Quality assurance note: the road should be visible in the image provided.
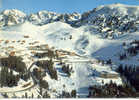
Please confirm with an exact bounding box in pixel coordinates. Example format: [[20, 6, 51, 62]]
[[0, 56, 100, 94]]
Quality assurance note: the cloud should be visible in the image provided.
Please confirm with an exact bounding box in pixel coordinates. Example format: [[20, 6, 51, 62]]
[[0, 0, 2, 8]]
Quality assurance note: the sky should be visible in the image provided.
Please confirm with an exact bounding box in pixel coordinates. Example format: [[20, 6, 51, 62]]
[[1, 0, 139, 14]]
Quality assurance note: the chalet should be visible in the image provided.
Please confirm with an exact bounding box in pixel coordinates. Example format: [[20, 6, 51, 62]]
[[22, 40, 26, 43], [55, 50, 68, 57], [8, 46, 14, 48], [5, 40, 9, 44], [22, 82, 31, 88], [34, 41, 40, 44], [69, 52, 77, 56], [40, 44, 49, 50], [20, 43, 24, 45], [0, 39, 4, 41], [99, 71, 119, 79], [37, 67, 44, 72], [24, 35, 30, 38], [29, 43, 34, 45], [31, 51, 36, 54], [12, 40, 15, 43], [0, 40, 2, 43], [9, 51, 16, 56], [45, 44, 49, 49], [28, 46, 35, 50], [28, 44, 50, 50], [17, 40, 21, 43]]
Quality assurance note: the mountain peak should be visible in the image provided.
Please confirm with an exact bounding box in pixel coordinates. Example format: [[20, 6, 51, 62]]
[[1, 4, 139, 28], [94, 3, 139, 16], [0, 9, 26, 26], [1, 9, 26, 16]]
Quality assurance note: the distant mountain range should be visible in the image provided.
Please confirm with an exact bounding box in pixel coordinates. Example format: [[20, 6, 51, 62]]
[[1, 4, 139, 38]]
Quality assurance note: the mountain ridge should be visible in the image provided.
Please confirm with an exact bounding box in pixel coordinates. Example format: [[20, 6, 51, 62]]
[[1, 4, 139, 27], [1, 3, 139, 39]]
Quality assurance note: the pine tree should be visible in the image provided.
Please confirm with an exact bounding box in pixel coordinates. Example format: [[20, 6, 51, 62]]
[[102, 80, 104, 85], [39, 87, 43, 96], [25, 92, 28, 98], [22, 95, 24, 98], [37, 95, 41, 98], [43, 91, 50, 98], [118, 64, 123, 74], [31, 93, 34, 98], [71, 90, 76, 98]]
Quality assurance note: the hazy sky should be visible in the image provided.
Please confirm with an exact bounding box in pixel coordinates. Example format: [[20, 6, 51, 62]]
[[1, 0, 139, 14], [0, 0, 2, 8]]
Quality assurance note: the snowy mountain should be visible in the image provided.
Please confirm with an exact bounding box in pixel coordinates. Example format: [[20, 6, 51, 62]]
[[28, 11, 81, 26], [0, 9, 26, 26], [28, 11, 60, 25], [0, 4, 139, 98], [0, 9, 81, 28], [1, 4, 139, 39], [75, 3, 139, 38]]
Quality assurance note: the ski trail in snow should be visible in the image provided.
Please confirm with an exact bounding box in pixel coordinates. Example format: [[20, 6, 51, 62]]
[[74, 63, 98, 97]]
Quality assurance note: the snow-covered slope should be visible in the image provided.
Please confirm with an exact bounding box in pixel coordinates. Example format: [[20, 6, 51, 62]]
[[1, 15, 139, 65], [0, 3, 139, 98], [1, 22, 46, 43]]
